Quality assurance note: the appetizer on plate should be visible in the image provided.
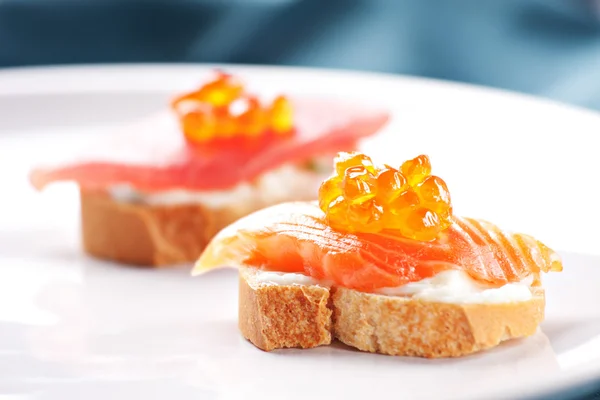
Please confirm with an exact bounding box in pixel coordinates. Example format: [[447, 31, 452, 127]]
[[193, 151, 563, 358], [30, 71, 389, 267]]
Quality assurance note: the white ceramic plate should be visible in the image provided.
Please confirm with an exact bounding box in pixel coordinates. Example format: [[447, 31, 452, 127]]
[[1, 64, 599, 400]]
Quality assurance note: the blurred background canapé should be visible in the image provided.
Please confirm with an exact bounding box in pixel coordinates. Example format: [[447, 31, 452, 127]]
[[2, 0, 600, 110]]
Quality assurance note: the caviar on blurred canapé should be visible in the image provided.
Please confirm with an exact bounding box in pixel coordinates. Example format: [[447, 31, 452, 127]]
[[171, 71, 294, 143], [318, 152, 453, 241]]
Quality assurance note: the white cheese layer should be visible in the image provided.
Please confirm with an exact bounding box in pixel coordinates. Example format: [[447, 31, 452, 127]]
[[376, 270, 534, 304], [108, 160, 330, 208], [253, 271, 326, 287], [254, 269, 534, 304]]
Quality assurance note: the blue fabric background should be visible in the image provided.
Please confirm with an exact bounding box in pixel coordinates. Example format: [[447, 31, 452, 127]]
[[2, 0, 600, 110]]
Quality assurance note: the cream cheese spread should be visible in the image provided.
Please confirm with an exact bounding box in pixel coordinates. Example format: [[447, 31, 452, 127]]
[[253, 269, 534, 304], [108, 161, 329, 207]]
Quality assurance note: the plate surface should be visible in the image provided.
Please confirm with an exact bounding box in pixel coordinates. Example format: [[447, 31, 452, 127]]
[[1, 64, 600, 400]]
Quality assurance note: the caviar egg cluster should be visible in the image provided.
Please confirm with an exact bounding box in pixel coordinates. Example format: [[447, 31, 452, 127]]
[[318, 152, 453, 241], [171, 71, 294, 143]]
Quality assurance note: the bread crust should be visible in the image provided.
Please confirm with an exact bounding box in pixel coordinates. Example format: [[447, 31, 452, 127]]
[[238, 267, 545, 358], [333, 286, 544, 358], [80, 189, 255, 266], [239, 268, 332, 351]]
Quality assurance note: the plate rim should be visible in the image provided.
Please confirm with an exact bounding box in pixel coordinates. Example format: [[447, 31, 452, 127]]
[[1, 63, 600, 400], [0, 62, 599, 121]]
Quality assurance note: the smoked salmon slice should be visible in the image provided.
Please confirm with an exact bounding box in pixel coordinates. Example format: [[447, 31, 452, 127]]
[[193, 202, 563, 292], [30, 99, 389, 192]]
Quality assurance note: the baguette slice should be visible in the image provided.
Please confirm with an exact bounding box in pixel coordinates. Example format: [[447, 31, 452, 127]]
[[80, 190, 266, 267], [239, 268, 333, 351], [239, 267, 545, 358]]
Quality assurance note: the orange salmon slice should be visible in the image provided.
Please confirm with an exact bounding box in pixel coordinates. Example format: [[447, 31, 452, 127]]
[[194, 202, 562, 292]]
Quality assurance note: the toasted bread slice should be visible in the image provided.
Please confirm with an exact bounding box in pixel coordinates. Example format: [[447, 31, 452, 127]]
[[80, 190, 262, 266], [239, 267, 545, 358], [239, 268, 332, 351], [78, 159, 330, 267]]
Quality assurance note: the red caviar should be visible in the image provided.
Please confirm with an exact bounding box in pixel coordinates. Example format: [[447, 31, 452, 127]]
[[318, 152, 453, 241], [171, 71, 294, 143]]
